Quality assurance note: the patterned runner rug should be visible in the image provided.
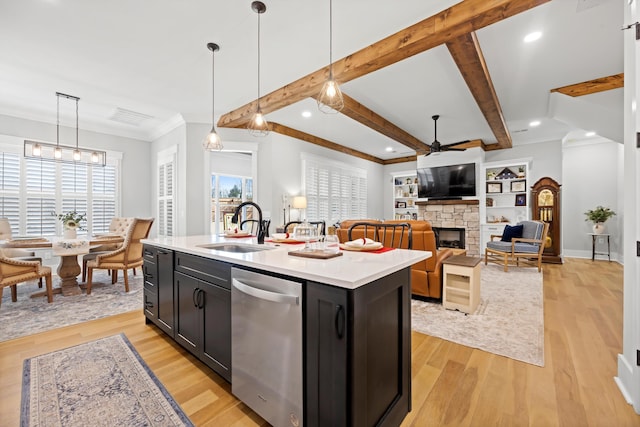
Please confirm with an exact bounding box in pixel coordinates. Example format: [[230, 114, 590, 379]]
[[411, 263, 544, 366], [21, 334, 193, 427], [0, 270, 142, 342]]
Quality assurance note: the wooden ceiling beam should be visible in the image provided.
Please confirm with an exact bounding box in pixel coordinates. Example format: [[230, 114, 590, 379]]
[[446, 32, 512, 149], [321, 92, 431, 154], [269, 122, 385, 164], [550, 73, 624, 97], [218, 0, 551, 129]]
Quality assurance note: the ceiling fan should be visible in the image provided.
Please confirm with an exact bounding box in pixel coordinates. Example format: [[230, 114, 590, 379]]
[[425, 114, 469, 156]]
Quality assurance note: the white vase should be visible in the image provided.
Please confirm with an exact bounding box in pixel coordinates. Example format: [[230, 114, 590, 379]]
[[63, 228, 77, 239], [593, 223, 605, 235]]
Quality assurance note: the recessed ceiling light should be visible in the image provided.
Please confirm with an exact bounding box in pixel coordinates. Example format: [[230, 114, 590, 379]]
[[385, 147, 394, 152], [585, 131, 596, 137], [529, 120, 541, 127], [301, 110, 312, 118], [524, 31, 542, 43]]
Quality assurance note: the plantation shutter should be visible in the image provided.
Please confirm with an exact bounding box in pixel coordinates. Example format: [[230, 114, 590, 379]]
[[157, 147, 176, 237], [92, 164, 117, 234], [303, 154, 367, 225], [0, 152, 20, 233]]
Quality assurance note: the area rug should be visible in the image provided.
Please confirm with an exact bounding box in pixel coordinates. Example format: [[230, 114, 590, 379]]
[[411, 263, 544, 366], [21, 333, 193, 427], [0, 270, 142, 342]]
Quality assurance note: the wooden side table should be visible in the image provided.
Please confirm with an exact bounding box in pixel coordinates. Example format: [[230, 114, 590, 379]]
[[442, 255, 482, 314]]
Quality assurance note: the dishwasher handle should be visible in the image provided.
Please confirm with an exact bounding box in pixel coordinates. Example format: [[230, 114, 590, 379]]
[[232, 278, 299, 305]]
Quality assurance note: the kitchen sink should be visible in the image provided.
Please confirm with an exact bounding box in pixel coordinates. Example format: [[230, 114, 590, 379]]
[[197, 243, 275, 253]]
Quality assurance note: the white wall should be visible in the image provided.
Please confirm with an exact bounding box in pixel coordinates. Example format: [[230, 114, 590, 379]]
[[562, 140, 622, 260], [0, 113, 152, 219]]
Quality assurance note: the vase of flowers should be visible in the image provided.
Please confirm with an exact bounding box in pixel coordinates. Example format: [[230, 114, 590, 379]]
[[584, 206, 615, 234], [53, 211, 86, 239]]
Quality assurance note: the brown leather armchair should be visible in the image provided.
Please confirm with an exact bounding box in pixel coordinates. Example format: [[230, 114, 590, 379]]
[[337, 219, 453, 299]]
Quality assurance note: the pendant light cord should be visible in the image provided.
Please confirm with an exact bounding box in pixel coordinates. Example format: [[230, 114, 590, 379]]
[[257, 11, 261, 110], [75, 97, 79, 149], [329, 0, 333, 79], [211, 49, 216, 128], [56, 94, 60, 147]]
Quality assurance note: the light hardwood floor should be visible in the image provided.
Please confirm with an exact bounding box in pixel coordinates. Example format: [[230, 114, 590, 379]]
[[0, 258, 638, 426]]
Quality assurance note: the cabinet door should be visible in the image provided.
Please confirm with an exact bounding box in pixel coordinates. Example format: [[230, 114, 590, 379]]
[[174, 271, 201, 352], [306, 282, 348, 427], [201, 280, 231, 382], [156, 248, 175, 334]]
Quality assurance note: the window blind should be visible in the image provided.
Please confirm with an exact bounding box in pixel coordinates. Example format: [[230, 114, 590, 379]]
[[303, 155, 367, 224]]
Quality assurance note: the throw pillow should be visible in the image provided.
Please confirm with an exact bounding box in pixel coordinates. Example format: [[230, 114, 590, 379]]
[[501, 224, 524, 242]]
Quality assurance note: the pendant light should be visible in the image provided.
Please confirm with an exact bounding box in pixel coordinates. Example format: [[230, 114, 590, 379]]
[[23, 91, 106, 166], [248, 1, 269, 136], [203, 42, 224, 151], [317, 0, 344, 113]]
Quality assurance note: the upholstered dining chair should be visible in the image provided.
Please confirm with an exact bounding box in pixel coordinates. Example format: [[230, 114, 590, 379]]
[[0, 217, 45, 288], [82, 217, 136, 282], [0, 250, 53, 307], [346, 221, 413, 249], [485, 220, 549, 272], [85, 218, 154, 294], [284, 220, 326, 236]]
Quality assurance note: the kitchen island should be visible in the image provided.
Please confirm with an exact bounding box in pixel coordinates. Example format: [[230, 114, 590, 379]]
[[142, 234, 430, 427]]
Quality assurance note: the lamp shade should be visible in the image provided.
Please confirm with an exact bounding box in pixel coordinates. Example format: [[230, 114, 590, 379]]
[[292, 196, 307, 209]]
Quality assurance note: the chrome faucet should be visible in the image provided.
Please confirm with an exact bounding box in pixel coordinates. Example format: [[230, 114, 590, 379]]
[[231, 201, 265, 244]]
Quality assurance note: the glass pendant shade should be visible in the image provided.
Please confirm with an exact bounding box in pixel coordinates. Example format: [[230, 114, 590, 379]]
[[54, 146, 62, 159], [248, 108, 269, 136], [317, 75, 344, 113], [91, 151, 99, 163], [73, 148, 81, 161], [203, 126, 224, 151], [32, 143, 42, 156]]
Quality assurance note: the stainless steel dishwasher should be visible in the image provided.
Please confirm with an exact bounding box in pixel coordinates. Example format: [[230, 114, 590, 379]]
[[231, 267, 303, 427]]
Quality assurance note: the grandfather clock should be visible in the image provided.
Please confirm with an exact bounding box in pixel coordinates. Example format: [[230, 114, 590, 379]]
[[531, 177, 562, 264]]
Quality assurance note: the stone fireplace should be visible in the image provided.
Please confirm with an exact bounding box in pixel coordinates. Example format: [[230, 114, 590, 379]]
[[416, 200, 480, 256]]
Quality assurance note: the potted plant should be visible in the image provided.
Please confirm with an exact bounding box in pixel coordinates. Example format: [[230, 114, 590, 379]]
[[584, 206, 615, 234], [52, 211, 86, 239]]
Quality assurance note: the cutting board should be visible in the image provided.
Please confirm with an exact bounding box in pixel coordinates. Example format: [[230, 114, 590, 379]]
[[288, 249, 343, 259]]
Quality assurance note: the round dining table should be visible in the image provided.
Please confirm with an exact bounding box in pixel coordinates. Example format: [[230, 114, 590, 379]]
[[1, 235, 124, 296]]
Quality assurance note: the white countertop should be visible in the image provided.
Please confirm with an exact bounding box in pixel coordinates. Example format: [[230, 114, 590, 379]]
[[142, 234, 431, 289]]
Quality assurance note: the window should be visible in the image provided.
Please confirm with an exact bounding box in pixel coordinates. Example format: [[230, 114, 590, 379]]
[[157, 147, 176, 237], [303, 154, 367, 224], [210, 174, 253, 234], [0, 141, 119, 236]]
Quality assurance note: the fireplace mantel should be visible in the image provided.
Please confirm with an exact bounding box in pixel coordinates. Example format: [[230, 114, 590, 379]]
[[416, 199, 480, 206]]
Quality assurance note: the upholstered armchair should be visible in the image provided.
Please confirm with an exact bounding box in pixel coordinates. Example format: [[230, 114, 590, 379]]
[[82, 216, 135, 282], [485, 220, 549, 272], [0, 251, 53, 307], [85, 218, 154, 294], [0, 218, 38, 259]]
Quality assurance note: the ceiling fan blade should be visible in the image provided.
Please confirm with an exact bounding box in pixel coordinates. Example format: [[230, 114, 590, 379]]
[[441, 146, 466, 152], [445, 139, 470, 148]]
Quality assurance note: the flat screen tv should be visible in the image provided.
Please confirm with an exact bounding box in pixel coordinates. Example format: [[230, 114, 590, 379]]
[[417, 162, 476, 199]]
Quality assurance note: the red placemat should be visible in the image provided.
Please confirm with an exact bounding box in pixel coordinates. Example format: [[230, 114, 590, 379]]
[[369, 247, 395, 254]]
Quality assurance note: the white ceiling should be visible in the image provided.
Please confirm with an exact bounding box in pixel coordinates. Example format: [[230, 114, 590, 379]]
[[0, 0, 624, 159]]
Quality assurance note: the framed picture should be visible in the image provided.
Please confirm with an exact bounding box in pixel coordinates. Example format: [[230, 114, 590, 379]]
[[396, 201, 407, 209], [223, 212, 235, 231], [487, 182, 502, 193], [515, 193, 527, 206], [510, 180, 526, 192]]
